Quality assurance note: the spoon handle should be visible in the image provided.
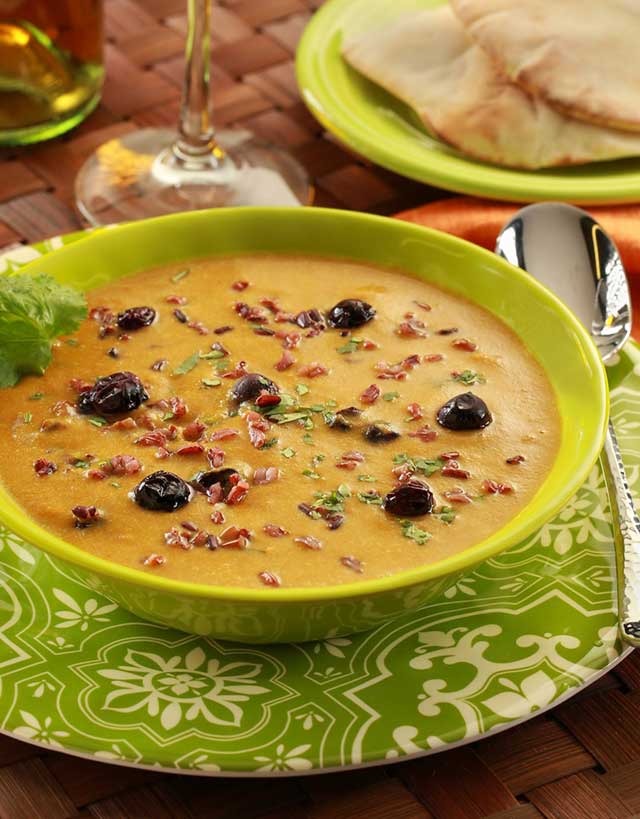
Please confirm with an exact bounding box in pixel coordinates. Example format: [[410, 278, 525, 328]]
[[603, 420, 640, 646]]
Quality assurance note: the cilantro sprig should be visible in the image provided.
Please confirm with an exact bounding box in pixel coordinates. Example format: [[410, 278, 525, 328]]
[[0, 273, 87, 387]]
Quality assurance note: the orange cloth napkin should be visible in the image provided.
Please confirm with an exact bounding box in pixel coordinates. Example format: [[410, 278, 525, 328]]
[[396, 198, 640, 338]]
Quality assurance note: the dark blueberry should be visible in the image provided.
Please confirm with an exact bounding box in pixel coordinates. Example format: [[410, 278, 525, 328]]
[[133, 471, 192, 512], [77, 371, 149, 415], [191, 468, 239, 498], [327, 299, 376, 329], [383, 480, 434, 517], [436, 392, 492, 431], [230, 373, 279, 403], [337, 406, 362, 418], [324, 411, 351, 431], [363, 422, 400, 443], [117, 306, 156, 331], [296, 308, 325, 329]]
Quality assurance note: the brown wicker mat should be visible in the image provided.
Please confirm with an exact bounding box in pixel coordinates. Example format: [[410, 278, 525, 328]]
[[1, 2, 640, 817]]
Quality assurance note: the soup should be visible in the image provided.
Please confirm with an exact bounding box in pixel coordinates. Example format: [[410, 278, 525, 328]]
[[0, 255, 560, 588]]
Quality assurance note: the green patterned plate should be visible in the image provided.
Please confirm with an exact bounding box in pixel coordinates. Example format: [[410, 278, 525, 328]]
[[0, 235, 636, 774], [296, 0, 640, 204]]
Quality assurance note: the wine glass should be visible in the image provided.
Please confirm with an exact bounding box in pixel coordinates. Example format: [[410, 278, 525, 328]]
[[75, 0, 311, 225]]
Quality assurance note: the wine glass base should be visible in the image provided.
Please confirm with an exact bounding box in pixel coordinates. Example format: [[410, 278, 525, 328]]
[[75, 128, 312, 226]]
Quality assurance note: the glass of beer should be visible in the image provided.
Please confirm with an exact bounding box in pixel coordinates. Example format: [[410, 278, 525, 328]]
[[0, 0, 103, 145], [74, 0, 310, 224]]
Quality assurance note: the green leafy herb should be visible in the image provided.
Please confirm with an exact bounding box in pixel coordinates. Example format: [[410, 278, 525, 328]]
[[451, 370, 486, 386], [171, 268, 190, 283], [89, 416, 107, 427], [281, 447, 296, 459], [22, 411, 32, 424], [393, 453, 444, 477], [0, 273, 87, 387], [434, 506, 457, 524], [303, 469, 321, 480], [302, 432, 314, 445], [161, 411, 174, 422], [337, 338, 363, 354], [311, 454, 326, 468], [357, 490, 383, 505], [173, 351, 200, 376], [311, 484, 351, 514], [401, 520, 432, 545], [296, 383, 310, 396], [71, 459, 92, 469], [215, 359, 230, 373], [357, 474, 377, 482], [202, 377, 222, 388], [382, 391, 399, 402], [199, 350, 225, 360], [110, 481, 121, 489], [262, 437, 279, 449], [28, 392, 44, 401]]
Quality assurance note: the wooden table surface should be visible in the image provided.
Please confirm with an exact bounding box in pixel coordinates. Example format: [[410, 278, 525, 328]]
[[2, 2, 640, 818]]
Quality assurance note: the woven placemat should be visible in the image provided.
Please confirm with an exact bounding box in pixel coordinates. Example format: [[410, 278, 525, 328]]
[[1, 2, 639, 817]]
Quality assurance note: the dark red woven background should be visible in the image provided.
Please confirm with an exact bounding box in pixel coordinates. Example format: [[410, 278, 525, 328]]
[[1, 2, 640, 817]]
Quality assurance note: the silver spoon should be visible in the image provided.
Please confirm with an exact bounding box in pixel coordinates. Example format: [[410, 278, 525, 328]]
[[496, 202, 640, 647]]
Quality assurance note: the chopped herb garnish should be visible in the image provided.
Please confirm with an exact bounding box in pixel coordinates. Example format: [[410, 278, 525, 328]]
[[199, 350, 225, 360], [65, 338, 79, 346], [311, 454, 326, 468], [326, 399, 338, 409], [401, 520, 432, 545], [72, 460, 92, 469], [173, 351, 200, 376], [89, 416, 107, 427], [23, 412, 32, 424], [451, 370, 486, 385], [281, 447, 296, 459], [393, 453, 444, 477], [382, 391, 399, 402], [171, 268, 190, 283], [202, 377, 222, 388], [262, 437, 279, 449], [311, 484, 351, 513], [303, 469, 321, 480], [215, 359, 230, 372], [303, 432, 315, 445], [357, 491, 383, 505], [296, 383, 310, 396], [161, 411, 174, 422], [337, 338, 363, 354], [111, 481, 121, 488], [28, 392, 44, 401], [434, 506, 457, 524], [357, 474, 377, 482]]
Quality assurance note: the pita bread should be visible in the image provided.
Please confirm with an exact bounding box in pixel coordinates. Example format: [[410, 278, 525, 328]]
[[341, 6, 640, 169], [451, 0, 640, 132]]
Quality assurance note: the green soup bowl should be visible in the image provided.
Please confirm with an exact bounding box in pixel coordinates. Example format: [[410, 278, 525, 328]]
[[0, 208, 608, 643]]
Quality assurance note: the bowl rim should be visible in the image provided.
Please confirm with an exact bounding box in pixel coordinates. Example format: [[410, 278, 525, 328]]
[[0, 207, 609, 603]]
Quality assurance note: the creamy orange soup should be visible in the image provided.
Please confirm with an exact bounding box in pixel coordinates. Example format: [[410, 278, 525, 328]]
[[0, 256, 560, 588]]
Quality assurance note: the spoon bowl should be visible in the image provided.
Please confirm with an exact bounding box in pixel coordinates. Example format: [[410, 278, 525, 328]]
[[496, 202, 631, 361], [496, 202, 640, 646]]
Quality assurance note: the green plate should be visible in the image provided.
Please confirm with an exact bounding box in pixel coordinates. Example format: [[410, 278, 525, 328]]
[[0, 234, 633, 774], [296, 0, 640, 205]]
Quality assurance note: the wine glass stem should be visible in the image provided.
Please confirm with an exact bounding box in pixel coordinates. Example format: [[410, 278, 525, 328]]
[[175, 0, 219, 163]]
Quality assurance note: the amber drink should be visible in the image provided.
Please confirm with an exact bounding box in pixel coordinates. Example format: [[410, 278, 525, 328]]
[[0, 0, 103, 145]]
